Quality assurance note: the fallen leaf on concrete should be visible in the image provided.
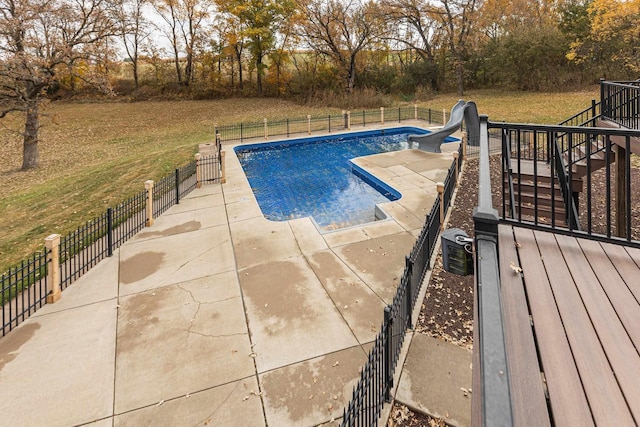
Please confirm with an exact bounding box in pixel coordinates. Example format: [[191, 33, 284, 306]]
[[308, 395, 314, 400], [515, 241, 522, 248], [249, 353, 257, 358], [242, 396, 249, 401], [344, 305, 348, 309], [332, 395, 338, 400], [156, 400, 164, 407], [185, 393, 190, 398], [313, 377, 317, 384], [332, 361, 340, 367]]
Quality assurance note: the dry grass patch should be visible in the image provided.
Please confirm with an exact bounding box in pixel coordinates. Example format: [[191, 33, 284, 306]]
[[0, 98, 339, 271], [417, 88, 599, 124], [0, 91, 600, 272]]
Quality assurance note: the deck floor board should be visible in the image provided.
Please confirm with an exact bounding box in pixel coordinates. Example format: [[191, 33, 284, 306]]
[[500, 226, 640, 425], [510, 227, 593, 426]]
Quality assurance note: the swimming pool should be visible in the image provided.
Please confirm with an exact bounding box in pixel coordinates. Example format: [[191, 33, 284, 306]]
[[235, 127, 449, 231]]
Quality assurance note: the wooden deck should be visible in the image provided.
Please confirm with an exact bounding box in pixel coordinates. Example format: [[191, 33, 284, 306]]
[[498, 224, 640, 426]]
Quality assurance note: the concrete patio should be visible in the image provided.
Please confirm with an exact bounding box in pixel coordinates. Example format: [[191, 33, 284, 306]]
[[0, 130, 461, 426]]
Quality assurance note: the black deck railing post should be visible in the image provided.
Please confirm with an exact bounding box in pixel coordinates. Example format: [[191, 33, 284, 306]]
[[600, 78, 607, 119], [107, 207, 113, 257], [383, 305, 393, 402]]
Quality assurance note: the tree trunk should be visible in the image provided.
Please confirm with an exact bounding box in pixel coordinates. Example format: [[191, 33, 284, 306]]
[[235, 45, 243, 91], [132, 58, 139, 89], [256, 54, 263, 95], [455, 58, 464, 96], [347, 56, 356, 93], [173, 41, 183, 84], [22, 104, 40, 170]]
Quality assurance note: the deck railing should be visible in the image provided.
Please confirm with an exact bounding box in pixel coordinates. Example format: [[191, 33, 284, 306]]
[[473, 81, 640, 426], [601, 80, 640, 129], [341, 144, 464, 426], [493, 121, 640, 246], [471, 115, 513, 427]]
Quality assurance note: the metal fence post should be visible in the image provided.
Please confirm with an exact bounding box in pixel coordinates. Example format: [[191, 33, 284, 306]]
[[380, 107, 385, 124], [240, 122, 243, 142], [437, 182, 445, 230], [443, 108, 447, 125], [429, 108, 432, 124], [383, 305, 393, 402], [263, 118, 268, 139], [405, 256, 413, 329], [175, 168, 180, 205], [453, 151, 460, 182], [347, 111, 351, 130], [107, 207, 114, 257], [45, 234, 61, 303], [195, 154, 202, 188], [221, 151, 227, 184], [287, 118, 290, 137], [328, 114, 331, 132], [307, 115, 311, 134], [414, 104, 418, 120], [144, 180, 154, 226]]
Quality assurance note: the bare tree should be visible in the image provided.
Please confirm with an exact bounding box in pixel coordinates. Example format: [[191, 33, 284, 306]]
[[152, 0, 184, 84], [111, 0, 151, 88], [0, 0, 115, 170], [152, 0, 212, 86], [296, 0, 386, 93], [380, 0, 441, 90], [434, 0, 478, 96]]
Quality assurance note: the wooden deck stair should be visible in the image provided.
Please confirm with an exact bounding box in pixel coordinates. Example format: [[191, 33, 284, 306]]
[[565, 139, 616, 179], [505, 160, 581, 224]]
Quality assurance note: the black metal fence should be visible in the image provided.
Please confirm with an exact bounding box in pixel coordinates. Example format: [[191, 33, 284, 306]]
[[2, 153, 222, 337], [601, 80, 640, 129], [215, 107, 447, 144], [1, 250, 49, 336], [341, 144, 463, 426]]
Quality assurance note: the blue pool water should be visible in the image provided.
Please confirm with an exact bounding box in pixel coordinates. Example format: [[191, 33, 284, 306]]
[[235, 127, 441, 230]]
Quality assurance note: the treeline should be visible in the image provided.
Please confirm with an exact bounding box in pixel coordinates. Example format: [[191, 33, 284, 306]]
[[2, 0, 640, 169], [42, 0, 640, 101]]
